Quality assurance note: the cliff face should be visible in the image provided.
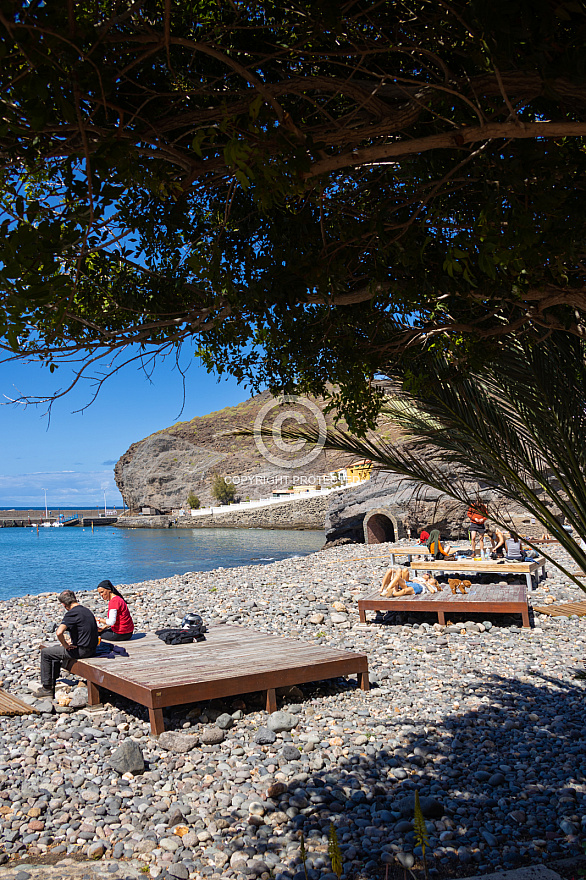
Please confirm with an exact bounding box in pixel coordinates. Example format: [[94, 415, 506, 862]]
[[324, 470, 540, 542], [114, 391, 359, 512]]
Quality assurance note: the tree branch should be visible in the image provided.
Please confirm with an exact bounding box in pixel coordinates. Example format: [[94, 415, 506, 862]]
[[306, 122, 586, 177]]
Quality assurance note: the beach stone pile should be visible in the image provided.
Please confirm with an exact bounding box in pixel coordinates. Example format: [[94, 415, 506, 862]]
[[0, 541, 585, 880]]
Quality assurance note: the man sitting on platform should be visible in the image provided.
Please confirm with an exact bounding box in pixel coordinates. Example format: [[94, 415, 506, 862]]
[[36, 590, 99, 698]]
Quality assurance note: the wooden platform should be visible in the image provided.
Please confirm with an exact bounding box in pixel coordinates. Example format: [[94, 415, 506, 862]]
[[533, 600, 586, 617], [358, 583, 530, 627], [385, 545, 432, 565], [0, 688, 39, 716], [67, 625, 369, 734], [409, 556, 546, 591]]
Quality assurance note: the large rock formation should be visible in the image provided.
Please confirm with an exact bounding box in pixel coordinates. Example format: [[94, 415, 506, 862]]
[[115, 391, 551, 537], [325, 470, 538, 543], [114, 391, 355, 512]]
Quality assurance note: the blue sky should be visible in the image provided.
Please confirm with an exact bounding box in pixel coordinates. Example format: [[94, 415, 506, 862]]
[[0, 349, 250, 508]]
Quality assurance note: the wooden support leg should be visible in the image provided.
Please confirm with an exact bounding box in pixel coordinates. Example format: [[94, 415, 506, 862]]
[[266, 688, 277, 714], [359, 605, 366, 623], [87, 680, 101, 706], [521, 606, 531, 628], [148, 707, 165, 736], [358, 671, 370, 692], [437, 610, 445, 626]]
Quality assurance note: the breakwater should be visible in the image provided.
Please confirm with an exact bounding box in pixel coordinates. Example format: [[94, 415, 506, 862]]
[[0, 509, 114, 527], [117, 493, 331, 531]]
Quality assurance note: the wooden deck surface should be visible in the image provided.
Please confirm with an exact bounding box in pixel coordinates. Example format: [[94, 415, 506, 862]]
[[533, 600, 586, 617], [387, 545, 432, 563], [0, 688, 39, 716], [409, 556, 545, 590], [358, 583, 530, 627], [67, 625, 369, 734], [409, 557, 544, 574]]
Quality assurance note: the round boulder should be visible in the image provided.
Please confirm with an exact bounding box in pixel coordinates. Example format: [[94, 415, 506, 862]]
[[109, 740, 145, 775], [156, 731, 200, 753], [200, 726, 225, 745], [215, 713, 234, 730], [254, 726, 277, 745], [267, 711, 297, 732]]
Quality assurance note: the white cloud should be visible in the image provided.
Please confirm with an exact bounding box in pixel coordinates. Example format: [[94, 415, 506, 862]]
[[0, 470, 123, 507]]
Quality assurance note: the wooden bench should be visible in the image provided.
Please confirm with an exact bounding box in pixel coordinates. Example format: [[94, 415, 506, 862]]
[[64, 625, 369, 734], [358, 583, 530, 627], [409, 556, 546, 591]]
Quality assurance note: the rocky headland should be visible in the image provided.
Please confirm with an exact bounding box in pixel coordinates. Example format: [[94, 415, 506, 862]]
[[0, 542, 584, 880], [114, 392, 363, 513]]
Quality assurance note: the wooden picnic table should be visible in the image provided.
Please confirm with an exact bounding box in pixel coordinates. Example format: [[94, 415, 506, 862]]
[[358, 583, 530, 627], [409, 556, 546, 591], [386, 545, 432, 565], [65, 625, 369, 735], [384, 543, 473, 566]]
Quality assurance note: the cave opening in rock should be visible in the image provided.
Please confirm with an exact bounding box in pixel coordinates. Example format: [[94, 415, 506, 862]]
[[364, 511, 396, 544]]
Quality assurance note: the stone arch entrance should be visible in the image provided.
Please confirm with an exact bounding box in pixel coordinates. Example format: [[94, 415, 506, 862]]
[[363, 508, 398, 544]]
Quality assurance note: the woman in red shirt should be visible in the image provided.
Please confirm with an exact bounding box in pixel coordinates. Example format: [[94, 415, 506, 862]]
[[96, 579, 134, 641]]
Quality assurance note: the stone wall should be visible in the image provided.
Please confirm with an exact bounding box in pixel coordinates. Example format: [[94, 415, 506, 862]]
[[116, 493, 330, 531]]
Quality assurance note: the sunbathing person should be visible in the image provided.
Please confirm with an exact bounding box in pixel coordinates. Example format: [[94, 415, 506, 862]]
[[426, 529, 453, 560], [381, 567, 425, 597], [420, 573, 442, 593]]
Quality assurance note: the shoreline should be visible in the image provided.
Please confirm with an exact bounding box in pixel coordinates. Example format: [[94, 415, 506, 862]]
[[0, 542, 584, 879]]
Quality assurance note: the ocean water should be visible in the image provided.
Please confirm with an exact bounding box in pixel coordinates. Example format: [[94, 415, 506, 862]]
[[0, 526, 324, 601]]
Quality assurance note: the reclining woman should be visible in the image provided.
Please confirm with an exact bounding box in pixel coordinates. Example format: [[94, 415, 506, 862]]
[[96, 579, 134, 641], [381, 567, 425, 597], [426, 529, 453, 560]]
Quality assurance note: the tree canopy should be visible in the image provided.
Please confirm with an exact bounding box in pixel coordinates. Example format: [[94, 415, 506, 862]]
[[1, 0, 586, 425]]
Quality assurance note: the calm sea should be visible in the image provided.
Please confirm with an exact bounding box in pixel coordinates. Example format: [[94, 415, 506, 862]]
[[0, 526, 324, 601]]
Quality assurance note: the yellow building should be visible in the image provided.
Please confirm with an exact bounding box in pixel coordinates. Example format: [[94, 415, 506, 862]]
[[331, 459, 372, 485], [346, 459, 372, 483]]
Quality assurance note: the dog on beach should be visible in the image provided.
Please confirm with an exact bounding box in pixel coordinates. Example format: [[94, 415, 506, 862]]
[[448, 578, 472, 595]]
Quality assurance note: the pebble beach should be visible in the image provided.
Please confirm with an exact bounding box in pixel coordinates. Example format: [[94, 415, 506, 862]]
[[0, 541, 585, 880]]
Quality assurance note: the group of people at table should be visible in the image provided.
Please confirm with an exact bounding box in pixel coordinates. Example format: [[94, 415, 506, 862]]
[[381, 505, 535, 598], [36, 579, 134, 698]]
